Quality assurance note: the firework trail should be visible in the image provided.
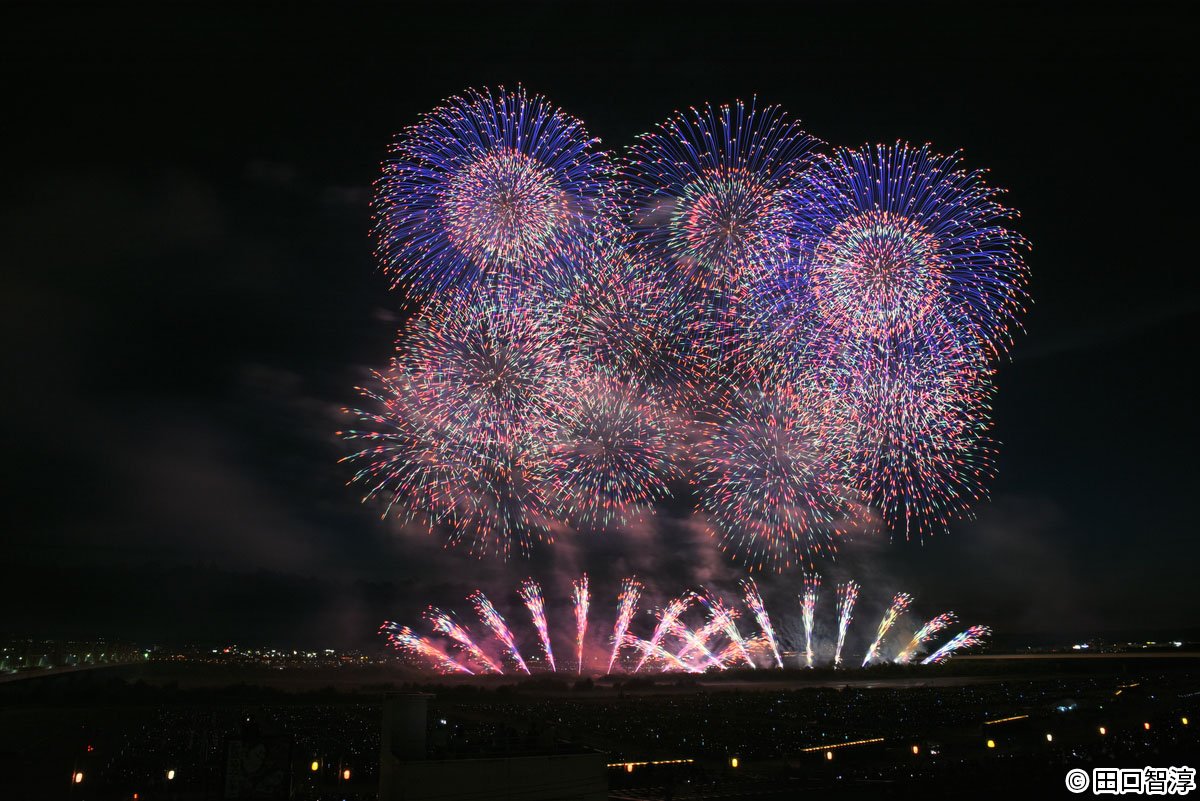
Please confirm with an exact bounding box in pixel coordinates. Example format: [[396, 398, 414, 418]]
[[624, 635, 702, 673], [675, 612, 734, 663], [573, 574, 590, 674], [740, 578, 783, 667], [896, 612, 958, 663], [373, 86, 612, 293], [607, 577, 643, 674], [834, 580, 859, 668], [382, 623, 474, 675], [469, 591, 530, 674], [697, 592, 754, 668], [634, 593, 695, 673], [666, 620, 725, 671], [800, 572, 820, 668], [424, 607, 502, 674], [921, 625, 991, 664], [518, 579, 556, 672], [695, 387, 864, 572], [862, 592, 914, 666]]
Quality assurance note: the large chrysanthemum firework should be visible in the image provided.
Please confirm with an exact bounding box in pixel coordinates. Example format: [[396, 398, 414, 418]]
[[374, 86, 612, 293], [817, 316, 998, 541], [624, 100, 820, 291], [338, 368, 556, 559], [793, 142, 1029, 352], [536, 373, 683, 530], [400, 285, 570, 442], [552, 237, 708, 397], [694, 386, 866, 572]]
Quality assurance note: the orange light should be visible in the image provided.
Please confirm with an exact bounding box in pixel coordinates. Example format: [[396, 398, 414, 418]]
[[825, 750, 833, 761], [911, 745, 919, 755], [625, 763, 633, 773], [342, 768, 351, 781], [986, 739, 996, 749], [310, 760, 319, 772], [730, 757, 739, 769], [1144, 722, 1151, 731], [73, 772, 84, 784], [1099, 726, 1107, 736]]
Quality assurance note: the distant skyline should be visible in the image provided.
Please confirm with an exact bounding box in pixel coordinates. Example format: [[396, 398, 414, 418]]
[[3, 3, 1196, 647]]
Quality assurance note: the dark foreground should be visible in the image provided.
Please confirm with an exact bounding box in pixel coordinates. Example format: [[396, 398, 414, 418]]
[[1, 654, 1196, 799]]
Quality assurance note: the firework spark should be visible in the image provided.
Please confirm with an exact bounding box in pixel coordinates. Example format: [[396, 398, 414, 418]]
[[800, 572, 820, 668], [382, 623, 474, 675], [862, 592, 914, 666], [896, 612, 958, 663], [624, 635, 702, 673], [740, 578, 783, 667], [518, 579, 556, 672], [607, 577, 643, 674], [634, 593, 695, 673], [573, 574, 590, 674], [921, 625, 991, 664], [834, 580, 859, 668], [470, 591, 530, 674], [697, 592, 754, 668], [424, 606, 502, 674]]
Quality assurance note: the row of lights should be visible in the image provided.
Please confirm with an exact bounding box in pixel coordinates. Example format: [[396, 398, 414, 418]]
[[309, 760, 352, 781], [984, 716, 1188, 749]]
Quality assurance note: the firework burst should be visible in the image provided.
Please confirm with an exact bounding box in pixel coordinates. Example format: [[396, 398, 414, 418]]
[[695, 386, 865, 571], [537, 373, 683, 530], [374, 86, 612, 293], [792, 142, 1029, 352], [625, 100, 820, 291]]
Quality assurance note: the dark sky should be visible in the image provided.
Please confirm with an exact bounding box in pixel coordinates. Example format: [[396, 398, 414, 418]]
[[3, 2, 1196, 649]]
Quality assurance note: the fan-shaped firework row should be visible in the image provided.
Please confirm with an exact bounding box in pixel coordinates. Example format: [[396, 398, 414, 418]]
[[342, 86, 1029, 570], [381, 574, 987, 675]]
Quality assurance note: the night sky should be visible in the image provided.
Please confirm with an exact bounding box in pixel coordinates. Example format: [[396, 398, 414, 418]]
[[4, 2, 1196, 649]]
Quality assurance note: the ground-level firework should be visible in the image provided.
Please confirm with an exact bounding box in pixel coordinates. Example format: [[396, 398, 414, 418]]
[[383, 574, 987, 675]]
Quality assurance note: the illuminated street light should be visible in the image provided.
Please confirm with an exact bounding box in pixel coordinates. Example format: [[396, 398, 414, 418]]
[[825, 750, 833, 761], [310, 760, 320, 772], [166, 769, 175, 781], [730, 757, 739, 769], [73, 772, 84, 784], [1045, 733, 1053, 742], [911, 745, 919, 755], [1099, 726, 1107, 736], [986, 739, 996, 749]]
